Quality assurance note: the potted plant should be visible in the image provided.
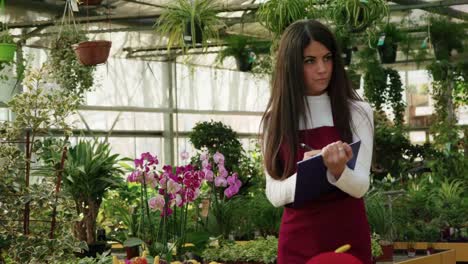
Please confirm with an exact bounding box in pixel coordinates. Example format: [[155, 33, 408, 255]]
[[346, 67, 361, 90], [217, 35, 270, 72], [335, 28, 357, 66], [0, 30, 16, 62], [403, 225, 418, 258], [99, 186, 143, 260], [202, 236, 278, 264], [423, 221, 440, 255], [407, 241, 416, 257], [377, 23, 406, 64], [257, 0, 320, 36], [365, 192, 395, 262], [154, 0, 224, 51], [49, 26, 95, 99], [326, 0, 389, 33], [73, 39, 112, 66], [429, 16, 465, 61], [371, 233, 383, 264], [63, 140, 124, 257]]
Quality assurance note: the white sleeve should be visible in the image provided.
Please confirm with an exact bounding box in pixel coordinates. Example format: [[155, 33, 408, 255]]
[[326, 102, 373, 198], [265, 171, 297, 207]]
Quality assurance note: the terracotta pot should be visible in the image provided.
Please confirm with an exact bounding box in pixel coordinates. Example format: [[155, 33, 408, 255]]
[[125, 245, 139, 260], [73, 40, 111, 66], [375, 244, 393, 262], [82, 0, 103, 5]]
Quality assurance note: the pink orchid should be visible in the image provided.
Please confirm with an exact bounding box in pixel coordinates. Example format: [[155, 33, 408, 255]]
[[167, 179, 181, 194], [148, 195, 165, 211], [200, 151, 208, 161], [180, 150, 190, 161], [213, 151, 225, 164], [224, 185, 240, 198], [175, 193, 184, 207], [204, 169, 214, 181], [202, 159, 210, 169], [215, 176, 227, 187], [218, 165, 228, 178]]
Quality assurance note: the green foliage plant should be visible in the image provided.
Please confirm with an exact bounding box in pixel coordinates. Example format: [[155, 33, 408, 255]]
[[256, 0, 320, 36], [428, 16, 466, 61], [326, 0, 389, 33], [217, 35, 271, 72], [154, 0, 224, 51], [202, 236, 278, 263], [63, 140, 125, 245], [49, 26, 95, 99]]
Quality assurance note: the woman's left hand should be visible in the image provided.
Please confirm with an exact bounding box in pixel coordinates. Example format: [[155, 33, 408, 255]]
[[322, 141, 353, 180]]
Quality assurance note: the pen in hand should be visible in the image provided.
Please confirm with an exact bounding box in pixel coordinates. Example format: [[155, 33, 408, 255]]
[[300, 143, 315, 151]]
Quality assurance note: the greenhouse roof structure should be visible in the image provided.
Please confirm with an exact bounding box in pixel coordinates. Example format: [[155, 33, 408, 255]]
[[5, 0, 468, 63]]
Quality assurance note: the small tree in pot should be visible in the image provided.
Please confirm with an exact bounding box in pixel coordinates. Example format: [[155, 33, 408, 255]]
[[63, 140, 124, 257]]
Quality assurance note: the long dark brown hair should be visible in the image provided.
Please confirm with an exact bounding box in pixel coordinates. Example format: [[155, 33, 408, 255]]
[[261, 19, 364, 180]]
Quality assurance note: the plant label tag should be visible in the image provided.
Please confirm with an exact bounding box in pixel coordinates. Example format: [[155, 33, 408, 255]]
[[421, 37, 428, 49], [377, 35, 385, 46], [70, 0, 79, 12]]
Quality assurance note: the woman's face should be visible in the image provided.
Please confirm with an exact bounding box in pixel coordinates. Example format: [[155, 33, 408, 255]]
[[303, 40, 333, 96]]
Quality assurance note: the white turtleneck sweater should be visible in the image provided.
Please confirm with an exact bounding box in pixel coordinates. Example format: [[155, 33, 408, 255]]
[[265, 93, 374, 207]]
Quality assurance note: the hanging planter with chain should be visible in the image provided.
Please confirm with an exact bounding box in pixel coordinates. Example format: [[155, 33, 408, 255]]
[[70, 0, 112, 66], [73, 40, 112, 66], [0, 0, 16, 62]]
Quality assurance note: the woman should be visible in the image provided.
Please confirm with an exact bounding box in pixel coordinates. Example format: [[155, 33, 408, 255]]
[[261, 20, 374, 264]]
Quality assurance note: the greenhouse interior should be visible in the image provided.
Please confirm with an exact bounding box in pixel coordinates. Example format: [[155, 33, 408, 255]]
[[0, 0, 467, 263]]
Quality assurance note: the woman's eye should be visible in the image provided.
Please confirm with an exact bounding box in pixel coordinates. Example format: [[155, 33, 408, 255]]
[[324, 55, 333, 61], [304, 59, 315, 64]]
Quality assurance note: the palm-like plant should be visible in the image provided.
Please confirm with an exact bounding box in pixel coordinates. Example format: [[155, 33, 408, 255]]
[[154, 0, 224, 51], [63, 140, 124, 245]]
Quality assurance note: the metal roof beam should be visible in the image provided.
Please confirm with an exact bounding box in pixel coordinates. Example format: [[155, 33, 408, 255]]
[[391, 0, 468, 21]]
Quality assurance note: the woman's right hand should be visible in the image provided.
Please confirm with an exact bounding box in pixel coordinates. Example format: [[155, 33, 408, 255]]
[[303, 149, 321, 160]]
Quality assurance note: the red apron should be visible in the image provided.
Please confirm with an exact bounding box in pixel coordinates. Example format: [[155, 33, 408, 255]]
[[277, 126, 371, 264]]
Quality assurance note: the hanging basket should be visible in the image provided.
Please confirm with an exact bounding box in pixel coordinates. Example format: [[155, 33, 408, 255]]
[[0, 43, 16, 62], [183, 21, 203, 45], [341, 48, 353, 66], [378, 43, 398, 64], [235, 55, 253, 72], [73, 40, 111, 66], [81, 0, 103, 5]]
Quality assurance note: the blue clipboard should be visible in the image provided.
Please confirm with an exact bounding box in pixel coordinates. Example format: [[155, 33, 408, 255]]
[[291, 140, 361, 208]]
